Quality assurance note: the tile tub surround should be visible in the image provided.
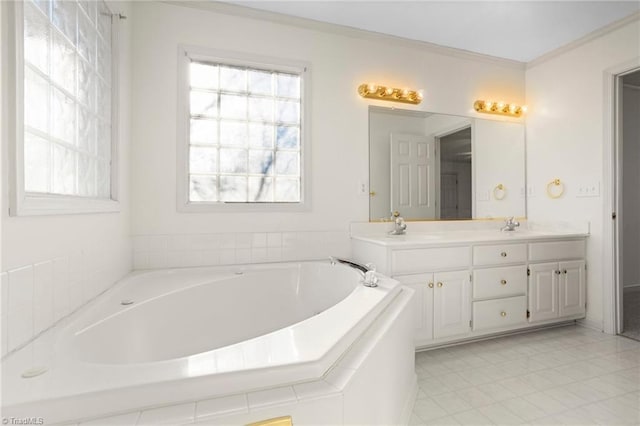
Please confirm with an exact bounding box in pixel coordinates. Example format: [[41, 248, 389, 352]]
[[410, 325, 640, 425], [0, 249, 128, 358], [132, 231, 351, 270]]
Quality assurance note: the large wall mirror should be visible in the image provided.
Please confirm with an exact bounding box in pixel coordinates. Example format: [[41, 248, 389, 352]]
[[369, 106, 526, 221]]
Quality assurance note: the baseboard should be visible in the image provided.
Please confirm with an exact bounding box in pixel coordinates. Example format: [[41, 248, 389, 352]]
[[577, 317, 604, 332], [399, 374, 418, 426]]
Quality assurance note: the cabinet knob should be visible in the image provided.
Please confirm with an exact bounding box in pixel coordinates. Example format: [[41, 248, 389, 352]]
[[428, 282, 434, 288], [555, 270, 561, 275], [501, 311, 507, 317], [500, 279, 507, 285], [500, 252, 507, 257], [563, 270, 567, 274], [437, 282, 443, 288]]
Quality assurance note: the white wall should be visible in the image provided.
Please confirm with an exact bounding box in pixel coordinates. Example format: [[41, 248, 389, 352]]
[[129, 1, 525, 269], [0, 2, 133, 355], [622, 84, 640, 288], [525, 18, 640, 328]]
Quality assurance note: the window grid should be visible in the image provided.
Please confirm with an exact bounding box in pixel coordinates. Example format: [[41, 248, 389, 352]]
[[22, 0, 112, 199], [188, 60, 302, 203]]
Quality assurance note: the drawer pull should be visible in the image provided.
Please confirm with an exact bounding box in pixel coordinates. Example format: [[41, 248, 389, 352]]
[[500, 252, 507, 257], [500, 279, 507, 285], [500, 311, 507, 317], [437, 282, 443, 288], [428, 282, 434, 288]]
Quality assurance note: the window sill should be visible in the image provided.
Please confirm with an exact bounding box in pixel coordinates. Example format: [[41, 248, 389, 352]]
[[11, 194, 120, 216], [178, 201, 310, 213]]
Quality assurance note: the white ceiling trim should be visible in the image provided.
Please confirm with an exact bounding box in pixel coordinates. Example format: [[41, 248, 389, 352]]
[[165, 0, 526, 69], [526, 11, 640, 70]]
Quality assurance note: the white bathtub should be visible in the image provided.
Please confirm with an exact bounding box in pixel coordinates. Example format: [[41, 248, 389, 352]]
[[2, 261, 412, 424]]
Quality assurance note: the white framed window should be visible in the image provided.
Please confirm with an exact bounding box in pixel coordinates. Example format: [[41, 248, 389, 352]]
[[177, 46, 311, 212], [7, 0, 120, 216]]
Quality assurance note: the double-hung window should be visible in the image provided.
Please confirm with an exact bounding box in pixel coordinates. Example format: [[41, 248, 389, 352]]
[[179, 47, 309, 211], [9, 0, 118, 215]]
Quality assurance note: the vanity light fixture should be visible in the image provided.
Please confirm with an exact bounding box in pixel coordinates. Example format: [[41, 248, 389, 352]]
[[474, 100, 526, 117], [358, 83, 423, 105]]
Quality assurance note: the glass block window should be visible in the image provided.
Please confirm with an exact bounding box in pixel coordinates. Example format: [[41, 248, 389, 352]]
[[188, 61, 302, 203], [22, 0, 113, 199]]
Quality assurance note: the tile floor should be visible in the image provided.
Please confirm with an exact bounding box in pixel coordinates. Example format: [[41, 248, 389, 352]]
[[410, 325, 640, 425]]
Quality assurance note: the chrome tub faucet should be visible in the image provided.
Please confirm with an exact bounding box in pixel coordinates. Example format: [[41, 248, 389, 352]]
[[329, 257, 378, 287]]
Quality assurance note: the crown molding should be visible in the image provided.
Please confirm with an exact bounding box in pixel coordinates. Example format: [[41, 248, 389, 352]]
[[527, 11, 640, 70], [163, 1, 526, 70]]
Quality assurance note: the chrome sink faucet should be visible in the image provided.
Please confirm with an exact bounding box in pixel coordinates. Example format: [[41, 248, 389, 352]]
[[389, 211, 407, 235], [501, 217, 520, 232]]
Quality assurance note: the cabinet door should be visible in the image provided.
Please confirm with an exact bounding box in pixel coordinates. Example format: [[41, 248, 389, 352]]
[[559, 260, 586, 317], [528, 263, 559, 322], [433, 270, 471, 339], [405, 281, 434, 343]]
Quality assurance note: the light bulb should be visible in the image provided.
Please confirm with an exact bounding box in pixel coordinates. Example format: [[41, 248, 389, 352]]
[[497, 101, 505, 110], [509, 104, 517, 113], [484, 101, 493, 110], [367, 84, 377, 93], [385, 87, 394, 96], [401, 88, 409, 97], [417, 90, 424, 100], [521, 105, 528, 113]]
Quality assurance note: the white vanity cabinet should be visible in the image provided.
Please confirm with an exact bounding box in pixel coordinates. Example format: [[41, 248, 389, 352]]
[[471, 242, 528, 332], [527, 240, 586, 323], [352, 231, 588, 349], [396, 270, 471, 346]]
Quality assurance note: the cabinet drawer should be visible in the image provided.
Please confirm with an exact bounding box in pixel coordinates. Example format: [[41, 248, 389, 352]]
[[529, 240, 585, 262], [473, 296, 527, 331], [473, 243, 527, 266], [391, 246, 470, 274], [473, 265, 527, 299]]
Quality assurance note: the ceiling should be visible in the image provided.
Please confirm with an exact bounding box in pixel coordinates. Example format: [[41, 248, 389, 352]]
[[225, 1, 640, 62]]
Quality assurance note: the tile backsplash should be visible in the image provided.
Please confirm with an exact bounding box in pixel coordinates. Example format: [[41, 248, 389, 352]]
[[133, 231, 351, 270], [1, 249, 128, 358]]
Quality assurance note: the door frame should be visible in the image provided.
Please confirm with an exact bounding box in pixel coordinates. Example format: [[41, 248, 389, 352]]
[[603, 59, 640, 335], [434, 123, 474, 219]]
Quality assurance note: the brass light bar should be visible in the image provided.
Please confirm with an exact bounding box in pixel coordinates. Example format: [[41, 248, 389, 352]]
[[358, 83, 423, 105], [474, 100, 527, 117]]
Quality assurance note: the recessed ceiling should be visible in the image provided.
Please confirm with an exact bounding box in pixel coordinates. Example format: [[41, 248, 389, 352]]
[[224, 1, 640, 62]]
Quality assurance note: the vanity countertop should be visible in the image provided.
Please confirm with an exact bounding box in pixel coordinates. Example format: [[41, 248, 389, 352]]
[[351, 229, 589, 248]]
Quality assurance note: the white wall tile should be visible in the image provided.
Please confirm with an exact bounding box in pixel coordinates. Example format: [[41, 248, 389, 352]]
[[251, 233, 267, 248], [234, 248, 249, 264], [235, 233, 252, 249], [247, 386, 296, 410], [219, 249, 235, 265], [196, 394, 248, 420], [266, 233, 282, 248], [1, 273, 8, 357], [8, 266, 34, 308], [201, 250, 220, 266], [33, 261, 54, 335], [1, 273, 8, 315], [7, 266, 35, 351], [53, 257, 71, 321], [251, 248, 268, 263], [147, 252, 168, 269], [133, 252, 149, 270], [137, 402, 195, 425], [80, 412, 140, 425]]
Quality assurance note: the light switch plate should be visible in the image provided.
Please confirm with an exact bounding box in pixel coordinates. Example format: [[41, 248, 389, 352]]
[[577, 181, 600, 197]]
